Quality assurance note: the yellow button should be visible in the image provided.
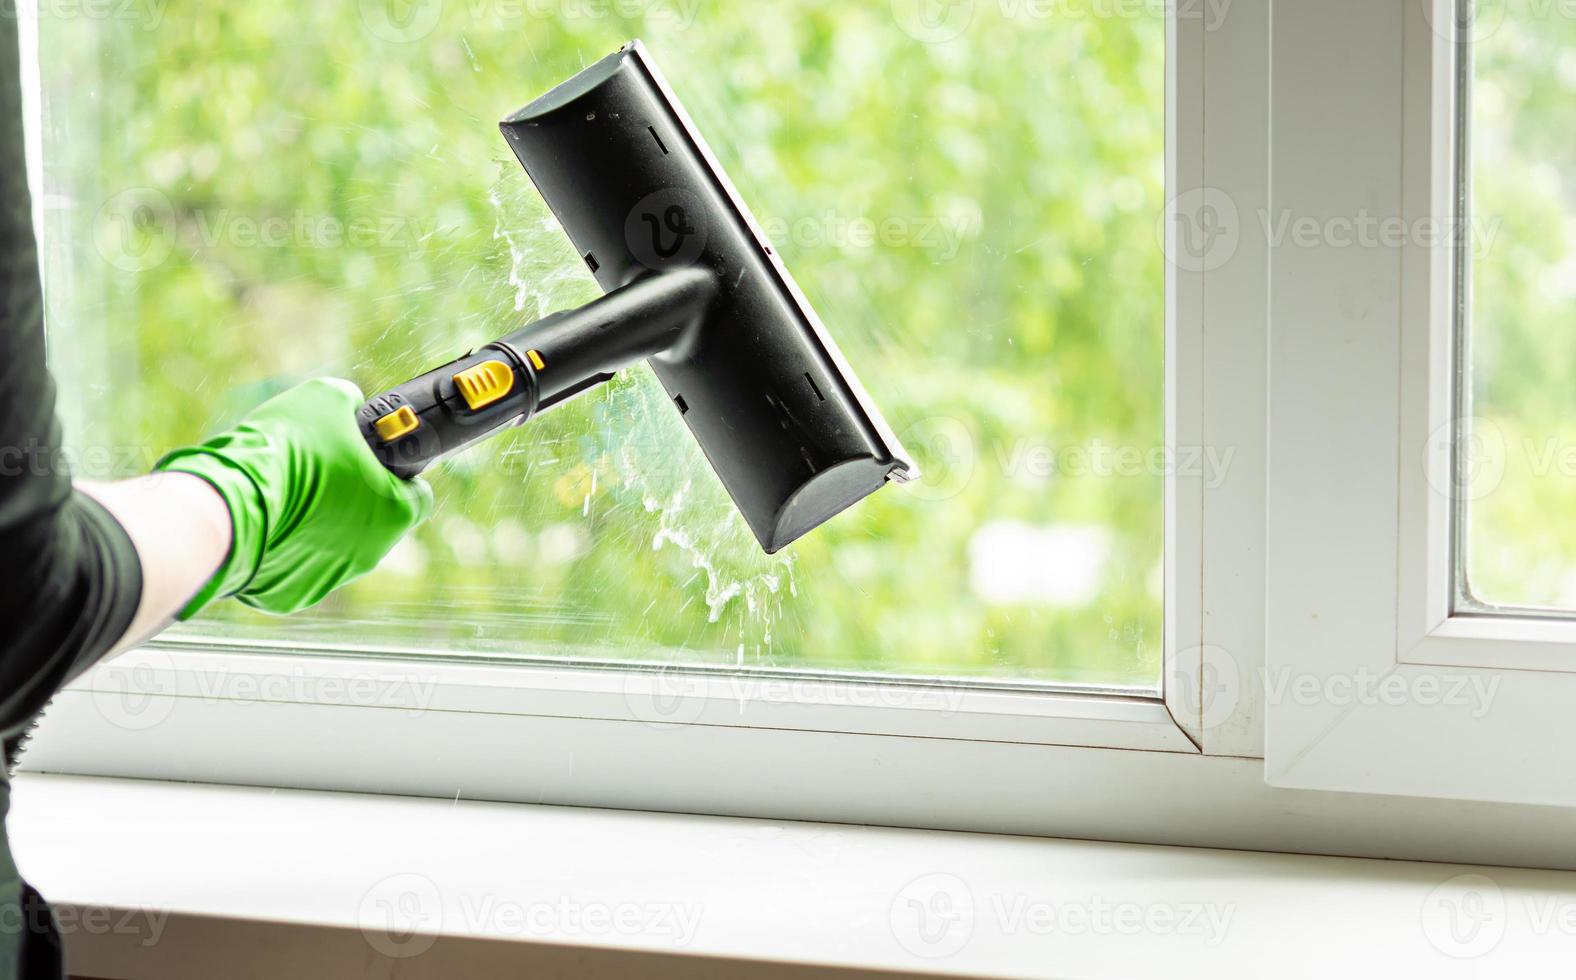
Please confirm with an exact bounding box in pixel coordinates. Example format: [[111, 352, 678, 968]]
[[453, 359, 516, 411], [373, 405, 420, 442], [527, 349, 546, 371]]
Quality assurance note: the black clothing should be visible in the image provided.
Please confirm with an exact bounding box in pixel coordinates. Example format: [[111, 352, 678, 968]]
[[1, 14, 145, 978]]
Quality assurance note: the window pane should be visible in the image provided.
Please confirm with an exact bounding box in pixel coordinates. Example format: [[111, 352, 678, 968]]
[[39, 4, 1165, 686], [1463, 1, 1576, 611]]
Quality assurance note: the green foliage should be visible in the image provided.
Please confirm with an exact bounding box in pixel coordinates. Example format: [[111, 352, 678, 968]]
[[1467, 5, 1576, 609], [41, 1, 1170, 684]]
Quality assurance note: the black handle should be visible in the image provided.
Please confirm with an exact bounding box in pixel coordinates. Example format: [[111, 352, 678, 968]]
[[357, 344, 541, 479], [358, 268, 715, 478]]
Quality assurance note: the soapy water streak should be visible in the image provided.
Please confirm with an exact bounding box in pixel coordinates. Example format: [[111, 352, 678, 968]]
[[488, 182, 597, 320], [490, 175, 796, 658]]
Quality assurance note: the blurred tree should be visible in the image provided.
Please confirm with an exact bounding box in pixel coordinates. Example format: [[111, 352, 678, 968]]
[[1467, 4, 1576, 609], [40, 0, 1172, 685]]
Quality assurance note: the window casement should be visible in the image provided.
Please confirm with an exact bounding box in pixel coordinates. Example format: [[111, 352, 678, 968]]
[[21, 0, 1576, 865]]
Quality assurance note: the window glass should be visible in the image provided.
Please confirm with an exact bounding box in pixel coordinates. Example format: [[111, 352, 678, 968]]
[[1462, 0, 1576, 611], [38, 2, 1165, 686]]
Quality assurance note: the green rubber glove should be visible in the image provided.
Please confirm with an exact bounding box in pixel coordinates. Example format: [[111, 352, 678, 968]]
[[155, 378, 434, 619]]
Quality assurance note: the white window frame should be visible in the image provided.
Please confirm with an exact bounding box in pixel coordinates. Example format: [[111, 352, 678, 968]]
[[20, 5, 1224, 785], [1264, 0, 1576, 808], [24, 0, 1576, 864]]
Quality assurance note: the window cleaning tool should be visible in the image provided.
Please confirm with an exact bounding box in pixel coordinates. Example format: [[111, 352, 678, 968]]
[[357, 40, 914, 553]]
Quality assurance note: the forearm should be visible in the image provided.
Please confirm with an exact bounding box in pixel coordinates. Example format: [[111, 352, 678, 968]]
[[0, 9, 228, 712], [0, 490, 145, 735], [76, 473, 232, 656]]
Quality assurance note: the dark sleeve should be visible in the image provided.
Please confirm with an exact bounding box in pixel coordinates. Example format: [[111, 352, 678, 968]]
[[0, 15, 143, 740]]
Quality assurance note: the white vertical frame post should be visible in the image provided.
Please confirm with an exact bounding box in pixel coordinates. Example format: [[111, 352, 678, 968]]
[[1159, 0, 1274, 756], [1196, 0, 1272, 757], [1162, 0, 1207, 747], [1392, 0, 1576, 671], [1265, 0, 1576, 806]]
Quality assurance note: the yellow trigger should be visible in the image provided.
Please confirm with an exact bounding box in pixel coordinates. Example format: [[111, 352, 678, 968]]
[[373, 405, 420, 442], [453, 359, 515, 411]]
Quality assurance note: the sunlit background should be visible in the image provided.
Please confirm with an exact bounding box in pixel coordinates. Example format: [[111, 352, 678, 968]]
[[38, 1, 1166, 686], [1466, 1, 1576, 611]]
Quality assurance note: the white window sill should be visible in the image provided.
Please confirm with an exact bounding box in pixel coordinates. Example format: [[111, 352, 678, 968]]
[[9, 774, 1576, 978]]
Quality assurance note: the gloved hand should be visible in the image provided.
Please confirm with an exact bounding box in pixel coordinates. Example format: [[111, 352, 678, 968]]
[[155, 378, 434, 619]]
